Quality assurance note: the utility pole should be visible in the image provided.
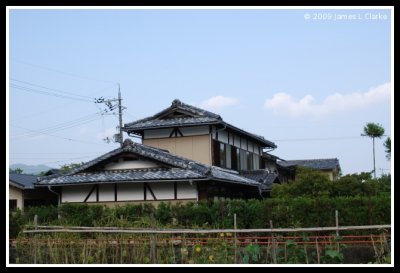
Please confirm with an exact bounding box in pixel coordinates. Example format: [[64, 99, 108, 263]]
[[118, 84, 124, 147], [94, 84, 125, 147]]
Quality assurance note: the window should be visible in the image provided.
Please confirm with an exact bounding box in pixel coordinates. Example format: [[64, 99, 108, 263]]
[[231, 146, 240, 170], [212, 140, 226, 168], [240, 150, 247, 170], [219, 142, 226, 168], [247, 151, 254, 170], [9, 200, 17, 210]]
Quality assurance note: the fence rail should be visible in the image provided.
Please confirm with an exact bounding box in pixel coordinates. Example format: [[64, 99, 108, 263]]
[[23, 224, 391, 234]]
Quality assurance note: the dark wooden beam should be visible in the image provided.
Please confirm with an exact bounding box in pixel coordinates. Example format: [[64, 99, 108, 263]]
[[84, 185, 97, 203]]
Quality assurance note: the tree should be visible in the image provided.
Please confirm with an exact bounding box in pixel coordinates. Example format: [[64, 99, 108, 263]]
[[59, 162, 83, 173], [384, 137, 391, 160], [362, 122, 385, 179], [9, 168, 23, 174]]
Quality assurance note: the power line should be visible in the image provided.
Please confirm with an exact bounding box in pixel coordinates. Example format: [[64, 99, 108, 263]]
[[10, 83, 93, 102], [11, 59, 116, 84], [272, 136, 363, 142], [9, 124, 111, 147], [10, 113, 104, 139], [10, 152, 101, 154], [10, 78, 94, 99]]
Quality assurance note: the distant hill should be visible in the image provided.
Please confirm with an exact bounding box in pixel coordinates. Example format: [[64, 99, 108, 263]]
[[9, 163, 52, 175]]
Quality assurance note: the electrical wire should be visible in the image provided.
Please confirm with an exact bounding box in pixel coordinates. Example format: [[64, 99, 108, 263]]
[[9, 124, 111, 147]]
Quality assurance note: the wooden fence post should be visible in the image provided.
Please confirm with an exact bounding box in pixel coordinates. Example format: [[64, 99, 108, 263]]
[[150, 215, 157, 264], [335, 210, 339, 237], [234, 213, 237, 264], [33, 215, 38, 264], [270, 220, 277, 264]]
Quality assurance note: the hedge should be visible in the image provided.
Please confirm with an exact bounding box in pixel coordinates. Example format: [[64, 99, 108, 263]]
[[9, 195, 390, 238]]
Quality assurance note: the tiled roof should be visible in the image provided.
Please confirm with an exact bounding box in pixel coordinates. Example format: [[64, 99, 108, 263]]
[[9, 173, 37, 189], [36, 139, 260, 187], [277, 158, 340, 171], [239, 170, 279, 191], [126, 116, 220, 130], [123, 99, 276, 148], [38, 168, 204, 185]]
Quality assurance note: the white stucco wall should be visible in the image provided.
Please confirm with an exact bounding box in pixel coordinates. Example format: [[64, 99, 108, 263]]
[[60, 181, 198, 203], [177, 182, 197, 199]]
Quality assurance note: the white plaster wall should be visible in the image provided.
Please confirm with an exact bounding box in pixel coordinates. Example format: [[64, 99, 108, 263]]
[[62, 185, 95, 203], [233, 135, 241, 148], [104, 160, 160, 170], [241, 138, 247, 150], [9, 185, 23, 210], [144, 128, 173, 139], [218, 130, 228, 144], [177, 182, 197, 199], [148, 182, 174, 200], [117, 183, 144, 201], [248, 141, 254, 153], [180, 126, 209, 136], [99, 184, 114, 202]]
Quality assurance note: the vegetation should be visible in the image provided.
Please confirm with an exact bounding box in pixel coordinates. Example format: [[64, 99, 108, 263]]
[[9, 168, 24, 174], [361, 122, 385, 178], [8, 167, 391, 264], [384, 137, 391, 160]]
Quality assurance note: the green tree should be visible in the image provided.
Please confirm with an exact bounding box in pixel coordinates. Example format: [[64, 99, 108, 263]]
[[59, 162, 83, 173], [9, 168, 23, 174], [384, 137, 391, 160], [362, 122, 385, 179]]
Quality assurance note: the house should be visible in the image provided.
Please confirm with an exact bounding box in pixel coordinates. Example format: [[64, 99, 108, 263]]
[[123, 99, 277, 171], [35, 139, 267, 205], [34, 100, 342, 205], [9, 173, 58, 211], [277, 158, 341, 181]]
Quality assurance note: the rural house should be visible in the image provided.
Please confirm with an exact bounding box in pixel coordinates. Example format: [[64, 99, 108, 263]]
[[35, 139, 266, 205], [277, 158, 341, 181], [9, 173, 57, 210], [34, 99, 341, 205]]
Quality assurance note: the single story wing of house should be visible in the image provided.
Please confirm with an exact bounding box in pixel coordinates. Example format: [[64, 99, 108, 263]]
[[9, 173, 58, 210], [277, 158, 341, 181], [35, 139, 269, 205]]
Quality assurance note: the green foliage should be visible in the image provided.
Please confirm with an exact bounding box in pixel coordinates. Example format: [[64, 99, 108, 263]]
[[362, 122, 385, 138], [155, 202, 172, 225], [322, 249, 344, 263], [271, 167, 335, 198], [9, 168, 24, 174], [9, 209, 26, 238], [59, 162, 84, 172], [242, 244, 261, 263], [384, 137, 391, 160], [272, 168, 390, 199], [24, 205, 59, 224]]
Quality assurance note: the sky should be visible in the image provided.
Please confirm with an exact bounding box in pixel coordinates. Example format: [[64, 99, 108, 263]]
[[7, 7, 392, 176]]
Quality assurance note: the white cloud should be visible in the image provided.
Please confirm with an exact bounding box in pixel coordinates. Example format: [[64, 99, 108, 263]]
[[96, 128, 116, 141], [199, 96, 239, 110], [264, 82, 391, 118]]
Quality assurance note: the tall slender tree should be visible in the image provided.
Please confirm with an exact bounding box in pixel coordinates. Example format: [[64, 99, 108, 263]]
[[384, 137, 391, 160], [362, 123, 385, 179]]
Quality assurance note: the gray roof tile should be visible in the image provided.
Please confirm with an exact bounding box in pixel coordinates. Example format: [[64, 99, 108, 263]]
[[36, 139, 261, 188], [9, 173, 37, 189], [239, 170, 279, 191], [40, 168, 204, 185], [123, 99, 276, 148], [277, 158, 340, 171]]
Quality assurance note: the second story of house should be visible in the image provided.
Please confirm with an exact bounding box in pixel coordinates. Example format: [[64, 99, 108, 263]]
[[123, 99, 277, 171]]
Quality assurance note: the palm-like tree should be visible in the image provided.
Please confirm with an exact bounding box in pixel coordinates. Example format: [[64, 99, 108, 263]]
[[384, 137, 391, 160], [362, 123, 385, 179]]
